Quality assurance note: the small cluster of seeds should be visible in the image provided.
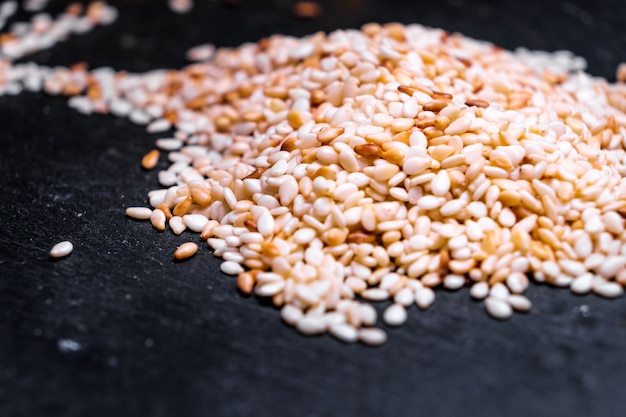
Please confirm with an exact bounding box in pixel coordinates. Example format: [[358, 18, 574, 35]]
[[5, 3, 626, 345]]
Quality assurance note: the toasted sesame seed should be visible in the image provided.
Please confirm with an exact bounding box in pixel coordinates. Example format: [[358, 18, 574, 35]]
[[173, 242, 198, 261]]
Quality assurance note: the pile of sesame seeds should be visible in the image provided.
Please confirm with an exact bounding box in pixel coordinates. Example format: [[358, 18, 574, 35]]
[[5, 3, 626, 345]]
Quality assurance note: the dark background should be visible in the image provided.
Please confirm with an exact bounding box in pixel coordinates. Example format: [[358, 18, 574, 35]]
[[1, 1, 626, 416]]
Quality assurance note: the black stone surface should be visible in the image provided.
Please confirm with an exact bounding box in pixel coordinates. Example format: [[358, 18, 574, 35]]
[[2, 1, 626, 416]]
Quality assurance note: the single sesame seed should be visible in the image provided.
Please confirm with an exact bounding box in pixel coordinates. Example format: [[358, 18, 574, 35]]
[[173, 242, 198, 261], [50, 240, 73, 258]]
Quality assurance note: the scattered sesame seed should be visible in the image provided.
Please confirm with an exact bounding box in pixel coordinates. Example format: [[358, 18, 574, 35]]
[[11, 6, 626, 345], [50, 240, 73, 258], [173, 242, 198, 261]]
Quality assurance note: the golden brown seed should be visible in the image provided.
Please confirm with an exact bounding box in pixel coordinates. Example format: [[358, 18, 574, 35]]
[[244, 167, 264, 180], [244, 258, 265, 270], [223, 90, 239, 103], [616, 63, 626, 83], [244, 219, 257, 231], [423, 128, 444, 140], [263, 86, 289, 99], [465, 99, 489, 108], [174, 242, 198, 261], [272, 292, 285, 307], [311, 90, 325, 105], [397, 85, 418, 96], [172, 196, 193, 217], [186, 95, 207, 110], [361, 23, 382, 37], [312, 166, 337, 180], [155, 204, 173, 220], [416, 119, 436, 129], [381, 148, 404, 165], [392, 130, 411, 145], [190, 188, 211, 206], [324, 228, 348, 246], [65, 3, 83, 15], [241, 111, 265, 123], [354, 143, 382, 159], [317, 127, 344, 143], [384, 22, 406, 41], [141, 149, 159, 170], [432, 90, 453, 100], [423, 99, 448, 112], [280, 137, 297, 152], [261, 242, 281, 257], [237, 272, 255, 295], [287, 109, 305, 129], [434, 116, 450, 131], [214, 115, 232, 132], [347, 231, 377, 244], [237, 83, 254, 98], [292, 1, 323, 19]]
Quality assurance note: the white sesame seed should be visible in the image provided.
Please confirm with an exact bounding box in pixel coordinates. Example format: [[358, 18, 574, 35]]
[[150, 209, 167, 231], [126, 207, 153, 220], [296, 316, 327, 335], [570, 273, 594, 295], [358, 303, 378, 326], [507, 295, 532, 312], [280, 304, 303, 326], [393, 287, 414, 306], [50, 240, 73, 258], [415, 286, 435, 310], [597, 256, 626, 279], [383, 303, 407, 327], [221, 261, 244, 276], [443, 274, 465, 290], [255, 280, 286, 297], [329, 323, 358, 343], [358, 327, 387, 346], [484, 296, 513, 320], [592, 279, 624, 299], [490, 283, 510, 299], [169, 216, 186, 235], [506, 272, 529, 294], [361, 288, 390, 301], [182, 214, 208, 232], [470, 281, 489, 300]]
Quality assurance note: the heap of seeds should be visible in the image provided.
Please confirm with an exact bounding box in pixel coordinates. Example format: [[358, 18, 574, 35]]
[[4, 2, 626, 345]]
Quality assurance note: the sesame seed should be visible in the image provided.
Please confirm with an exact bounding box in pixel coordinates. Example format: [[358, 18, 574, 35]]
[[383, 303, 407, 327], [173, 242, 198, 261], [484, 296, 513, 320], [50, 240, 73, 258], [11, 8, 626, 346], [125, 207, 153, 220], [358, 327, 387, 346], [329, 323, 358, 343]]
